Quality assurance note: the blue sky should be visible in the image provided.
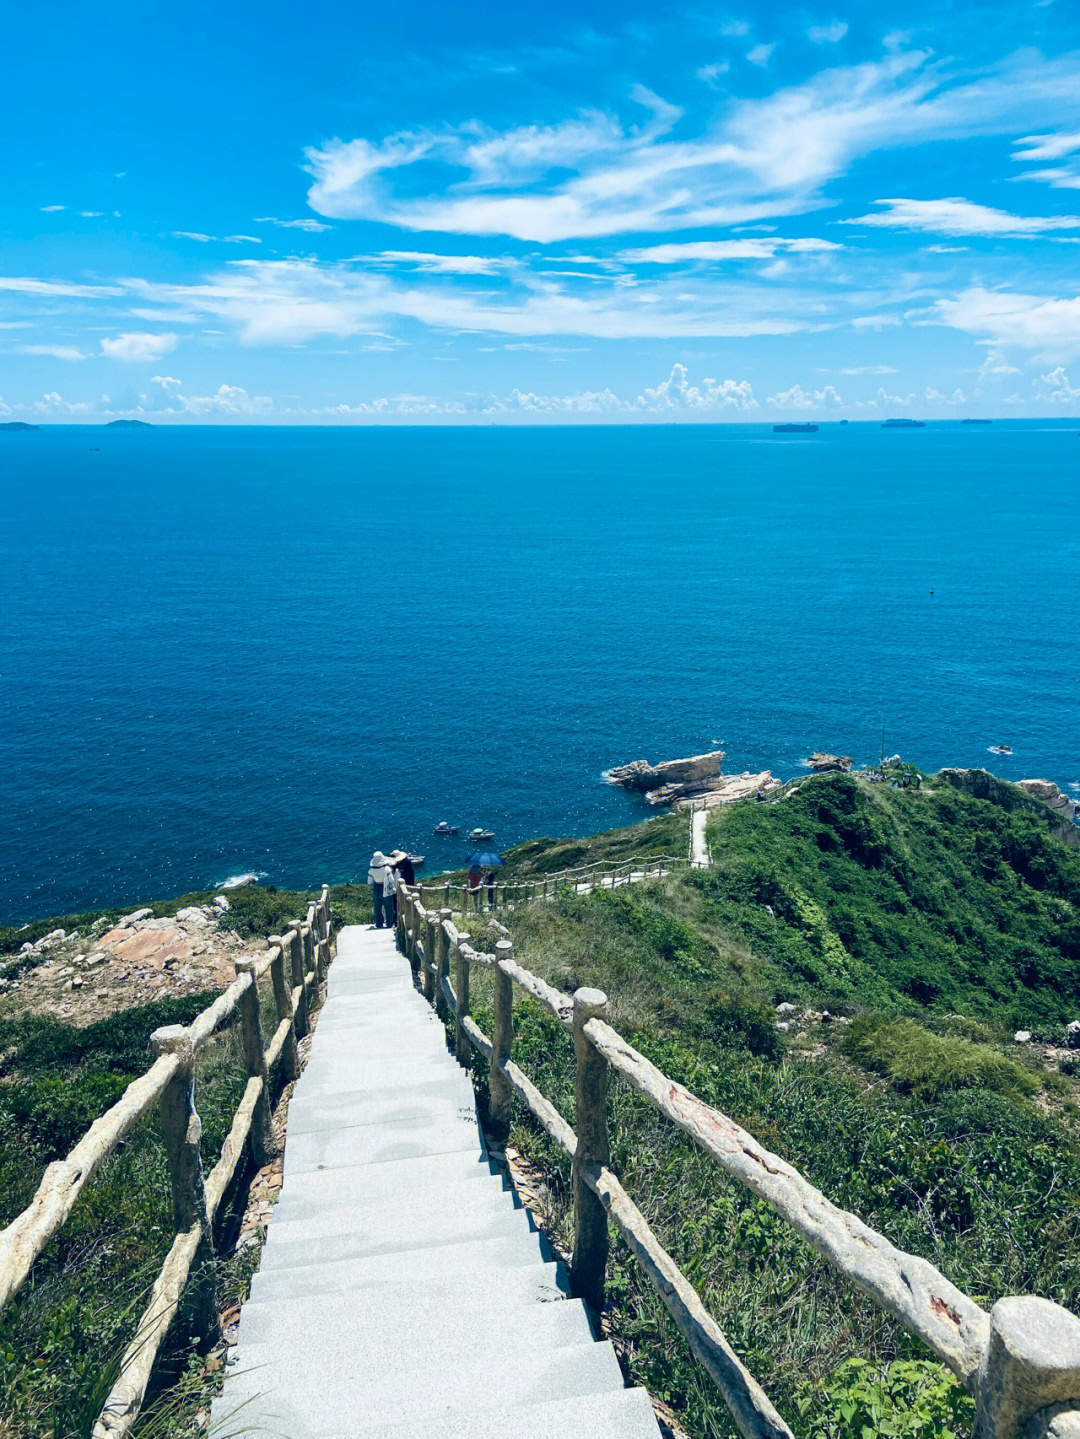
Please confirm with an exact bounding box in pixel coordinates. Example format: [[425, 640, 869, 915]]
[[2, 0, 1078, 421]]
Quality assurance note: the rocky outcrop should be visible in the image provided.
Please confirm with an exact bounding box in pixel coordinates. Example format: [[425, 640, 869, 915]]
[[938, 768, 1079, 848], [608, 751, 725, 805], [1017, 779, 1080, 825], [807, 752, 853, 773], [676, 771, 782, 810]]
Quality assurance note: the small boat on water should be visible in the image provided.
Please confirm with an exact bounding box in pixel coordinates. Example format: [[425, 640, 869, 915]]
[[468, 827, 495, 842], [962, 418, 992, 425], [432, 821, 459, 836], [773, 423, 818, 433], [882, 417, 925, 428]]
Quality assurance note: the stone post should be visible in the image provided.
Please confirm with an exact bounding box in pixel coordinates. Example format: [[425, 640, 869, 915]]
[[233, 959, 272, 1167], [267, 938, 299, 1083], [973, 1297, 1080, 1439], [150, 1025, 220, 1347], [426, 913, 438, 1007], [571, 987, 610, 1313], [287, 928, 308, 1039], [452, 911, 470, 1063], [489, 939, 515, 1136]]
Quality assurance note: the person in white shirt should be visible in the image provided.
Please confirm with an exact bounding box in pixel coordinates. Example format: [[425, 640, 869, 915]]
[[367, 850, 389, 928], [382, 856, 399, 928]]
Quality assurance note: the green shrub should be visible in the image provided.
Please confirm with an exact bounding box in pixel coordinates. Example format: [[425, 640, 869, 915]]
[[841, 1015, 1038, 1101], [703, 988, 784, 1060], [798, 1357, 974, 1439]]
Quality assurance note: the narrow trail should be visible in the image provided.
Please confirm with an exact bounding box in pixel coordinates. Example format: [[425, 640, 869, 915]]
[[690, 804, 710, 869], [210, 923, 660, 1439]]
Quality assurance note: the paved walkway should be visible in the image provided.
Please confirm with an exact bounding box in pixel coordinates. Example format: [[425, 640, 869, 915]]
[[690, 806, 710, 868], [211, 924, 660, 1438]]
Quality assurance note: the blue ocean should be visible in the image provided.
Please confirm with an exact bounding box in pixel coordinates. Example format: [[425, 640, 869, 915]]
[[1, 421, 1077, 921]]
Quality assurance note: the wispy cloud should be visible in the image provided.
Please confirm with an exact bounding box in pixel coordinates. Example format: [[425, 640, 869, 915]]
[[255, 216, 331, 232], [619, 237, 841, 262], [844, 197, 1080, 236], [172, 231, 262, 244], [933, 287, 1080, 354], [0, 276, 124, 297], [40, 204, 65, 213], [100, 332, 178, 361], [747, 43, 777, 66], [22, 344, 87, 361], [808, 22, 848, 44], [300, 48, 1080, 242]]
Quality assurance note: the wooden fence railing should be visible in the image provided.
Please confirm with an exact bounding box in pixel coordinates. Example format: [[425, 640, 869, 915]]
[[0, 886, 334, 1439], [392, 875, 1080, 1439], [413, 853, 689, 913]]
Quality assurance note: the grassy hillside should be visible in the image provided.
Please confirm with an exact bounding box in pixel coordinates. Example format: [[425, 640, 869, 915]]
[[454, 773, 1080, 1438]]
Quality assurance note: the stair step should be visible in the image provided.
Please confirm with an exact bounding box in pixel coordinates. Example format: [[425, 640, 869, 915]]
[[271, 1151, 503, 1218], [266, 1176, 513, 1250], [211, 1339, 626, 1438], [258, 1199, 538, 1270], [330, 1385, 662, 1439], [249, 1231, 555, 1302], [282, 1109, 481, 1179], [296, 1053, 467, 1097], [234, 1287, 592, 1365], [285, 1074, 475, 1136]]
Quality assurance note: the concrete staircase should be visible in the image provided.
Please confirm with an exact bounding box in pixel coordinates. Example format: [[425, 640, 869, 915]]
[[210, 924, 661, 1438]]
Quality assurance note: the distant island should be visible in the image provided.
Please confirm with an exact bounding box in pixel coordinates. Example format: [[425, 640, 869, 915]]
[[104, 419, 152, 429], [961, 418, 992, 425], [882, 417, 925, 428], [772, 422, 818, 434], [0, 421, 38, 432]]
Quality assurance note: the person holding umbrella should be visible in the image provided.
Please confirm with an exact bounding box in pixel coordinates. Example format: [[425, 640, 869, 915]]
[[467, 848, 503, 910]]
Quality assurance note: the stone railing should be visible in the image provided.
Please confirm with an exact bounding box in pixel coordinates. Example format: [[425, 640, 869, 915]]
[[393, 875, 1080, 1439], [414, 853, 689, 913], [0, 887, 334, 1439]]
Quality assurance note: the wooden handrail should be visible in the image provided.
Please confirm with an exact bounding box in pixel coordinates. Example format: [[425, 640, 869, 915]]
[[0, 884, 334, 1439], [393, 875, 1080, 1439]]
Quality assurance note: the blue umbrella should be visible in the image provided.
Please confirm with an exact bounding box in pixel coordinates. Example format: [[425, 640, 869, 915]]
[[467, 850, 504, 869]]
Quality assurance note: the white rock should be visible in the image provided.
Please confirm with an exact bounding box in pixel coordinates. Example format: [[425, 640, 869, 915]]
[[120, 908, 153, 927], [71, 976, 84, 989], [1014, 1030, 1032, 1044], [1066, 1020, 1080, 1049], [212, 895, 231, 913], [776, 1021, 791, 1032], [775, 1002, 797, 1015], [19, 942, 34, 955], [175, 907, 210, 927]]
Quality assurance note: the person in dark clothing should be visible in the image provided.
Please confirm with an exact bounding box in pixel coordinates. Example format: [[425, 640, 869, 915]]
[[486, 870, 496, 908], [393, 850, 417, 887]]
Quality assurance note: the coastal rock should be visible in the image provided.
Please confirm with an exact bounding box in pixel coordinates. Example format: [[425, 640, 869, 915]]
[[678, 770, 782, 811], [775, 1002, 796, 1015], [120, 907, 153, 927], [221, 872, 259, 889], [1066, 1021, 1080, 1049], [807, 752, 853, 773], [212, 894, 231, 913], [174, 906, 210, 927], [609, 750, 725, 802], [1018, 778, 1080, 824], [1014, 1030, 1032, 1044]]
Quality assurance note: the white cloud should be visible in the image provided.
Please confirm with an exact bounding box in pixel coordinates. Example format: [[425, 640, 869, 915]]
[[747, 43, 777, 66], [1038, 366, 1080, 402], [1013, 167, 1080, 190], [1013, 132, 1080, 161], [22, 344, 87, 361], [924, 243, 969, 252], [31, 391, 91, 414], [843, 197, 1080, 236], [100, 332, 179, 362], [254, 216, 331, 232], [125, 258, 816, 342], [40, 205, 65, 213], [172, 232, 262, 244], [0, 276, 124, 297], [720, 19, 750, 36], [808, 22, 848, 44], [173, 232, 216, 242], [80, 211, 104, 218], [299, 48, 1080, 242], [696, 62, 730, 85], [373, 251, 509, 274], [933, 287, 1080, 354], [837, 365, 896, 374], [637, 364, 757, 410], [767, 382, 842, 408], [619, 237, 841, 262]]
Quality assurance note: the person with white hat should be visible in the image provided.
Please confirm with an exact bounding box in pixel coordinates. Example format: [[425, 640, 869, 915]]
[[367, 850, 390, 928]]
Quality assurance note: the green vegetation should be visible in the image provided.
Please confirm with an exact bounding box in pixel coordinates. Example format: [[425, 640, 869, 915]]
[[450, 772, 1080, 1438], [0, 878, 374, 1437]]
